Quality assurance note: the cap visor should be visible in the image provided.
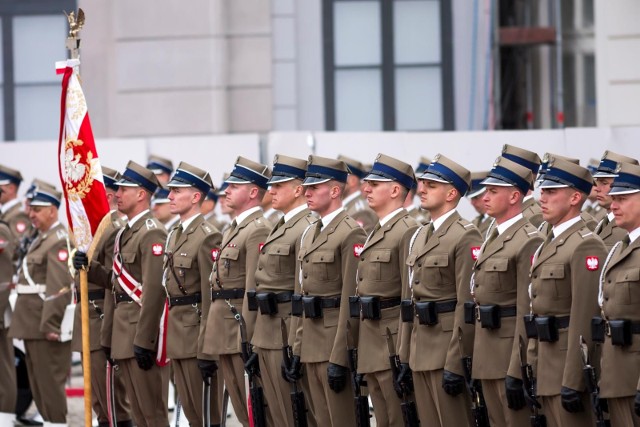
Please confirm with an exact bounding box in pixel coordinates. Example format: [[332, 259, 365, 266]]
[[466, 187, 486, 199], [480, 177, 513, 187], [267, 175, 295, 184], [302, 176, 330, 186], [608, 186, 640, 195], [363, 173, 393, 182], [0, 179, 10, 185], [225, 176, 252, 185], [538, 179, 569, 189], [29, 200, 54, 207], [166, 179, 192, 188], [593, 172, 618, 178], [115, 178, 140, 187], [418, 172, 451, 184]]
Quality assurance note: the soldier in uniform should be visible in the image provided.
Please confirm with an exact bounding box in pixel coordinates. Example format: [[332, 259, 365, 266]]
[[470, 157, 543, 426], [592, 151, 638, 250], [249, 155, 316, 426], [202, 157, 272, 427], [528, 157, 607, 426], [396, 154, 483, 427], [147, 155, 174, 186], [161, 162, 224, 426], [261, 190, 284, 227], [286, 156, 366, 427], [352, 154, 419, 427], [598, 162, 640, 426], [500, 145, 543, 228], [102, 161, 170, 427], [9, 186, 73, 427], [584, 158, 607, 222], [152, 187, 180, 230], [467, 171, 491, 237], [339, 155, 378, 233], [201, 187, 228, 232], [0, 195, 15, 425], [0, 165, 32, 245], [72, 167, 133, 427]]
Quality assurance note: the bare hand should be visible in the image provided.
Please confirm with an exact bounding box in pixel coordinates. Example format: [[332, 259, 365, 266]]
[[45, 332, 60, 341]]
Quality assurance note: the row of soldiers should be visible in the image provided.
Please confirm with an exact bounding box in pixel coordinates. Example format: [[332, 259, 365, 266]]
[[0, 145, 639, 427]]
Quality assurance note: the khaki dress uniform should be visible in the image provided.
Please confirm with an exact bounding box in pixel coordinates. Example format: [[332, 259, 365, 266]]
[[0, 222, 16, 419], [472, 214, 491, 237], [202, 209, 271, 427], [294, 210, 367, 427], [406, 205, 430, 225], [595, 214, 628, 251], [106, 211, 169, 427], [355, 209, 417, 427], [252, 207, 316, 426], [398, 211, 482, 427], [344, 192, 378, 233], [0, 199, 32, 244], [9, 222, 73, 424], [164, 214, 223, 426], [584, 203, 607, 223], [73, 211, 132, 426], [471, 216, 542, 426], [522, 197, 543, 228]]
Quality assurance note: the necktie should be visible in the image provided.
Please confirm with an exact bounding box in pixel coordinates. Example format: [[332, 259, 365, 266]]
[[485, 227, 499, 247], [274, 217, 285, 231], [424, 222, 435, 242], [621, 235, 631, 251], [312, 221, 322, 241], [173, 223, 183, 242]]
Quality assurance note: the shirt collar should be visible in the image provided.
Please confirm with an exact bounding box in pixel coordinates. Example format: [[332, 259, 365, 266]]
[[607, 211, 615, 222], [1, 197, 20, 214], [496, 213, 523, 235], [284, 204, 308, 223], [180, 213, 201, 230], [629, 227, 640, 244], [321, 207, 345, 229], [380, 207, 404, 227], [552, 215, 582, 239], [342, 191, 361, 206], [432, 208, 457, 232], [128, 209, 150, 227], [235, 206, 262, 225]]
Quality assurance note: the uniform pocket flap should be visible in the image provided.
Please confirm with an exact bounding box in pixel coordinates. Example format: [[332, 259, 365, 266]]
[[221, 247, 240, 261], [406, 254, 417, 267], [540, 264, 565, 279], [311, 251, 334, 263], [484, 258, 508, 272], [370, 249, 391, 263], [121, 252, 136, 263], [174, 255, 192, 269], [268, 243, 291, 256], [617, 267, 640, 283], [424, 254, 449, 268]]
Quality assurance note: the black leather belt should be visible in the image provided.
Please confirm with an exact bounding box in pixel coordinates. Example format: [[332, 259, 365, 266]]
[[308, 296, 342, 308], [169, 293, 202, 307], [114, 292, 133, 304], [473, 304, 517, 319], [211, 288, 245, 301], [415, 299, 457, 313], [259, 291, 293, 303], [360, 296, 401, 310], [556, 315, 571, 329], [607, 320, 640, 334], [77, 289, 105, 302]]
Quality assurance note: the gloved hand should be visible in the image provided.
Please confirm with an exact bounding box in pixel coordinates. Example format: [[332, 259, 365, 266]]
[[73, 251, 89, 270], [133, 345, 155, 371], [635, 390, 640, 417], [244, 352, 260, 377], [197, 359, 218, 383], [442, 370, 465, 397], [285, 355, 303, 383], [327, 363, 348, 393], [505, 375, 526, 410], [394, 363, 414, 398], [102, 346, 115, 365], [560, 386, 584, 413]]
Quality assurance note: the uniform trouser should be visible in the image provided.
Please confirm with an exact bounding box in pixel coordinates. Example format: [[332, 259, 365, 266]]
[[305, 361, 356, 427], [256, 347, 293, 426], [24, 339, 71, 423], [539, 394, 593, 427], [605, 396, 640, 427], [480, 378, 529, 427], [82, 349, 131, 424], [118, 357, 169, 427], [413, 368, 472, 427], [365, 369, 404, 427], [299, 364, 317, 427], [173, 357, 224, 427], [220, 353, 250, 427], [0, 328, 16, 412]]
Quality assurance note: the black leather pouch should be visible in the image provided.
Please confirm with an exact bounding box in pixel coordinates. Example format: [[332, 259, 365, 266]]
[[464, 301, 476, 325], [535, 316, 558, 342], [246, 290, 258, 311], [401, 299, 414, 323], [349, 296, 360, 319], [257, 292, 278, 315], [591, 316, 606, 343], [291, 294, 303, 317], [523, 314, 538, 338], [360, 296, 381, 320], [479, 305, 501, 329], [609, 319, 632, 346], [415, 301, 438, 326], [302, 296, 323, 319]]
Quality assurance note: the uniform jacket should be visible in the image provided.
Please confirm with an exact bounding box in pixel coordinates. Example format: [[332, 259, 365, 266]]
[[538, 211, 598, 236], [0, 223, 15, 329], [471, 217, 543, 380], [522, 198, 543, 228], [252, 208, 316, 350], [72, 211, 125, 352], [10, 222, 73, 339], [595, 216, 627, 252], [398, 211, 483, 375], [529, 219, 606, 396], [344, 193, 378, 234], [0, 201, 32, 247], [599, 237, 640, 398], [355, 209, 418, 373], [406, 206, 430, 225], [107, 211, 167, 359], [293, 210, 367, 367], [472, 214, 491, 238], [584, 203, 606, 223], [202, 210, 270, 356], [164, 215, 222, 360]]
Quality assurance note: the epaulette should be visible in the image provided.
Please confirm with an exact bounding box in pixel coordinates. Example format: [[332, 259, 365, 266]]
[[523, 222, 539, 236], [462, 222, 475, 229], [579, 228, 594, 239], [344, 216, 361, 229], [304, 214, 317, 225], [201, 222, 213, 234], [145, 218, 158, 230], [401, 216, 417, 227], [56, 228, 68, 240], [537, 221, 548, 232]]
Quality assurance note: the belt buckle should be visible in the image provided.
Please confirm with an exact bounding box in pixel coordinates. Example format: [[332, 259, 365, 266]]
[[605, 320, 611, 337], [475, 304, 481, 322]]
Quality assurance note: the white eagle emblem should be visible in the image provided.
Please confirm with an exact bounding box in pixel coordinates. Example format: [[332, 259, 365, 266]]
[[471, 246, 481, 260], [586, 256, 599, 271]]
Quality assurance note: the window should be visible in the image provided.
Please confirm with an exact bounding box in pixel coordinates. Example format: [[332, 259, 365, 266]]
[[323, 0, 454, 131], [0, 0, 75, 141]]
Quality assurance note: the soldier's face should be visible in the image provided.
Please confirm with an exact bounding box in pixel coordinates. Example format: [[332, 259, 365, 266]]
[[611, 192, 640, 231], [115, 186, 141, 216], [539, 187, 575, 225], [28, 205, 56, 231], [0, 184, 15, 203], [168, 187, 199, 216], [417, 180, 450, 211], [594, 177, 614, 209], [270, 181, 300, 213], [470, 194, 486, 215], [224, 183, 252, 212], [304, 183, 332, 215], [482, 185, 512, 218], [363, 180, 395, 213]]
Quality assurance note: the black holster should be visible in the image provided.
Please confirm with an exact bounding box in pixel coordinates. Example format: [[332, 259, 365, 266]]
[[609, 319, 632, 346], [257, 292, 278, 315], [415, 301, 438, 326], [302, 296, 323, 319], [360, 296, 381, 320], [464, 301, 476, 324], [524, 314, 538, 338], [591, 316, 606, 343], [479, 304, 501, 329], [349, 296, 360, 319], [535, 316, 558, 342], [401, 299, 414, 323], [291, 294, 303, 317], [246, 290, 258, 311]]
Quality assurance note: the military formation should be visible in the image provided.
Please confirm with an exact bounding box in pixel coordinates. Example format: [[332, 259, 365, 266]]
[[0, 145, 639, 427]]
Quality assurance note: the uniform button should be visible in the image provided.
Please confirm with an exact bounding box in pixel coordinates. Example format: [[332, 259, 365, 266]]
[[434, 262, 438, 265], [359, 278, 363, 282], [533, 275, 537, 279], [414, 280, 420, 284], [304, 273, 308, 278], [604, 297, 609, 301], [361, 257, 365, 262], [418, 263, 422, 267], [320, 257, 324, 261], [258, 266, 263, 271], [305, 259, 309, 263], [608, 280, 612, 284], [261, 250, 265, 254], [277, 249, 280, 253], [493, 266, 497, 270]]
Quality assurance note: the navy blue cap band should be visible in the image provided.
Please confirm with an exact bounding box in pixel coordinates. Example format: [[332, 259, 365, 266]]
[[502, 153, 539, 175], [345, 163, 366, 179], [544, 168, 592, 194], [272, 163, 306, 180], [147, 161, 172, 175], [103, 175, 118, 191], [596, 158, 618, 174], [416, 162, 430, 175], [611, 171, 640, 190], [121, 168, 158, 193], [306, 164, 348, 183], [488, 166, 530, 194], [206, 188, 219, 202], [229, 165, 269, 189], [424, 162, 469, 195], [31, 191, 61, 208], [171, 169, 211, 194], [370, 162, 415, 189], [0, 171, 21, 185]]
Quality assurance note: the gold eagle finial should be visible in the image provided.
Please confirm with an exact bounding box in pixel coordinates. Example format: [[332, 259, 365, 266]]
[[64, 8, 85, 39]]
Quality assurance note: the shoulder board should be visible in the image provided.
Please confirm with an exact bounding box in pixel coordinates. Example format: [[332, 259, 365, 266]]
[[145, 218, 158, 230], [579, 228, 594, 239], [537, 221, 548, 232], [112, 217, 126, 228], [522, 222, 538, 234], [401, 216, 418, 228], [304, 214, 317, 225], [200, 222, 214, 234], [462, 222, 475, 229], [56, 228, 68, 240], [343, 216, 361, 229]]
